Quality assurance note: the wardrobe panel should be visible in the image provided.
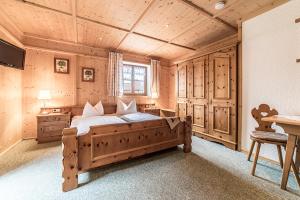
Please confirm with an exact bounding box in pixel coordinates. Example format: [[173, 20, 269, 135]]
[[213, 57, 230, 99], [177, 63, 187, 98]]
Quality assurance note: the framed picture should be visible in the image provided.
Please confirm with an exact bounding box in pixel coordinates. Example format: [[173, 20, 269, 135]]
[[82, 67, 95, 82], [54, 58, 69, 74]]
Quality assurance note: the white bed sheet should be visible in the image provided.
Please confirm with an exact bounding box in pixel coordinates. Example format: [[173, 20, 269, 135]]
[[70, 115, 127, 136], [120, 112, 161, 122]]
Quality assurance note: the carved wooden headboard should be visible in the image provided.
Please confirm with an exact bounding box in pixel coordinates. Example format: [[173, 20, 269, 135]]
[[41, 103, 156, 116]]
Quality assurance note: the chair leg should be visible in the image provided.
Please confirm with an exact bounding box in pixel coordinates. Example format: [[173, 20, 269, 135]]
[[277, 145, 284, 169], [247, 140, 256, 161], [251, 142, 261, 176], [291, 160, 300, 187]]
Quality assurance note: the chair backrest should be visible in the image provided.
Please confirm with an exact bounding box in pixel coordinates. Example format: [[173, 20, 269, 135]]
[[251, 104, 278, 132]]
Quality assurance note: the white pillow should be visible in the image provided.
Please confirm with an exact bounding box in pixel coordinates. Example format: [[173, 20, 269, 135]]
[[82, 101, 104, 117], [116, 99, 137, 115], [94, 100, 104, 115]]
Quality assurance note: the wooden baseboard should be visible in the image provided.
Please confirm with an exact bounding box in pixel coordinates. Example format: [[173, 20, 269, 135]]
[[0, 139, 22, 156]]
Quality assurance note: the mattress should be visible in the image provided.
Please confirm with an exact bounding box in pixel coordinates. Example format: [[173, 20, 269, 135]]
[[120, 112, 161, 122], [70, 115, 127, 136]]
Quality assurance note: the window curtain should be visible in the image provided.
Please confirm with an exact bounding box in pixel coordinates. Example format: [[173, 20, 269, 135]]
[[150, 59, 160, 98], [107, 52, 123, 97]]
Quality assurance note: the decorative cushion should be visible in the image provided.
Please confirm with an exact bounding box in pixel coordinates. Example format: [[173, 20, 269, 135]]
[[250, 131, 288, 143], [82, 101, 104, 118], [116, 99, 137, 115]]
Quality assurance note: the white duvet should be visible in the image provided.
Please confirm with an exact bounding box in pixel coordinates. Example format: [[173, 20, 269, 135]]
[[70, 115, 127, 136], [70, 112, 161, 136], [120, 112, 161, 122]]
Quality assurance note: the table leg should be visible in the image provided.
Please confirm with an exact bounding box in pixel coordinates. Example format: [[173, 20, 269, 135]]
[[295, 138, 300, 174], [281, 134, 297, 190]]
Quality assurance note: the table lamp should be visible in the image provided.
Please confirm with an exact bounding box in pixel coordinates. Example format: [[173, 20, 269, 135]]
[[38, 90, 51, 114]]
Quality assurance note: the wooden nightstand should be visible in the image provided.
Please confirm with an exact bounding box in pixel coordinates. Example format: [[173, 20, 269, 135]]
[[143, 108, 161, 116], [37, 113, 71, 143]]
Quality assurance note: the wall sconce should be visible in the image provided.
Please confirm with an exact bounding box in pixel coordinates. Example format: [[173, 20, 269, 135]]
[[38, 90, 52, 114]]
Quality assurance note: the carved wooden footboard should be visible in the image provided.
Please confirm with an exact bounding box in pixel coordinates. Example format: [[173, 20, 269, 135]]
[[62, 116, 192, 192]]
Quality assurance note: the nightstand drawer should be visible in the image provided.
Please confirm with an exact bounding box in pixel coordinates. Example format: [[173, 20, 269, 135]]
[[37, 113, 71, 143], [42, 123, 68, 132], [40, 123, 69, 137], [38, 115, 70, 123]]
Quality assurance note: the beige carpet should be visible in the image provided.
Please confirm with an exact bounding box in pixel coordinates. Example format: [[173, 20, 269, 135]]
[[0, 137, 299, 200]]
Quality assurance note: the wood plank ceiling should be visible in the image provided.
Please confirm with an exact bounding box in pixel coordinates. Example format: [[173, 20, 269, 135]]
[[0, 0, 285, 60]]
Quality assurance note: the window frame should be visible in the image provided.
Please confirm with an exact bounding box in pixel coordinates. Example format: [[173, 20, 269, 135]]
[[122, 62, 148, 96]]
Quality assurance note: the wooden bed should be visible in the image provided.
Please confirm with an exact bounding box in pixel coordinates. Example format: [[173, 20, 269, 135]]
[[61, 104, 192, 192]]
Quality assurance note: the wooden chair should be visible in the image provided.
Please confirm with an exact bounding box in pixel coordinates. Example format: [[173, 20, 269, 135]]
[[248, 104, 299, 178]]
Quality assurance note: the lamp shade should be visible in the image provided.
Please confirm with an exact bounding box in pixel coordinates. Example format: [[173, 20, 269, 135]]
[[38, 90, 51, 100]]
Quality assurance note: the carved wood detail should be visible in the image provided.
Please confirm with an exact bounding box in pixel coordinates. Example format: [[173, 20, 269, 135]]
[[62, 128, 78, 192], [251, 104, 278, 132]]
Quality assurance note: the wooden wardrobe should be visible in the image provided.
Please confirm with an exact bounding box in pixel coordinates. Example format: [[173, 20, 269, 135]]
[[177, 46, 237, 150]]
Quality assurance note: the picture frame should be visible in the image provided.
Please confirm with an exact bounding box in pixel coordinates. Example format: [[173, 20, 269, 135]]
[[82, 67, 95, 82], [54, 58, 69, 74]]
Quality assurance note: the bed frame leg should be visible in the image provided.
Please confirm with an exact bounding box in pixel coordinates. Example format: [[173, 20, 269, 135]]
[[62, 128, 78, 192], [183, 115, 192, 153]]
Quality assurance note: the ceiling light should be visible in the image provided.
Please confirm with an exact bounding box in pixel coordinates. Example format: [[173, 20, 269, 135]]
[[98, 37, 103, 40], [165, 24, 169, 28], [215, 1, 225, 10]]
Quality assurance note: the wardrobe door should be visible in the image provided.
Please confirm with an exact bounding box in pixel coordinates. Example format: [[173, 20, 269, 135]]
[[190, 56, 209, 134], [177, 61, 188, 117], [208, 47, 237, 149]]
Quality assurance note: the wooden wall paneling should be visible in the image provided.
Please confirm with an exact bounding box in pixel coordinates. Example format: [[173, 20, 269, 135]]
[[191, 56, 209, 134], [22, 49, 77, 139], [208, 47, 237, 149], [23, 34, 170, 67], [76, 56, 108, 105], [0, 66, 23, 153], [156, 66, 170, 109]]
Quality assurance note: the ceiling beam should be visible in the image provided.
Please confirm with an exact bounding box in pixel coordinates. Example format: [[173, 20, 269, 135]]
[[17, 0, 195, 52], [71, 0, 78, 43], [179, 0, 238, 31], [116, 0, 156, 50]]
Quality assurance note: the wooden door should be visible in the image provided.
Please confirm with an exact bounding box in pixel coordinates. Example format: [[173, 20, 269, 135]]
[[188, 56, 209, 135], [208, 47, 237, 148]]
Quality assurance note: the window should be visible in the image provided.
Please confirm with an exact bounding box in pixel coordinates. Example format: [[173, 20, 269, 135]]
[[123, 62, 148, 96]]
